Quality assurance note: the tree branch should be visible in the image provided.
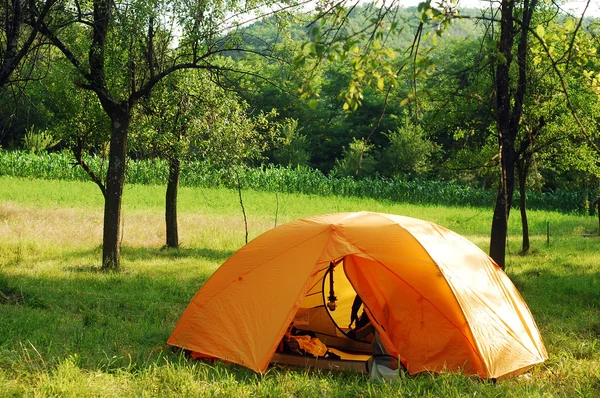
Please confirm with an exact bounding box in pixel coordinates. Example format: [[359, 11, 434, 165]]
[[0, 0, 57, 86], [131, 44, 287, 104], [565, 0, 590, 70], [527, 22, 600, 155], [72, 142, 107, 198], [38, 23, 87, 78], [509, 0, 537, 136]]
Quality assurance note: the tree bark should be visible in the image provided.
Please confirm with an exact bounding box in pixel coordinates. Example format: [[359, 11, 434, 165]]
[[517, 163, 530, 254], [489, 140, 515, 267], [489, 0, 536, 267], [102, 106, 130, 270], [0, 0, 23, 86], [165, 156, 180, 248], [489, 0, 515, 268]]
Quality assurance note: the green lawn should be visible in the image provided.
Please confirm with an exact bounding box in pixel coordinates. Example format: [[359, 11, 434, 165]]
[[1, 176, 599, 397]]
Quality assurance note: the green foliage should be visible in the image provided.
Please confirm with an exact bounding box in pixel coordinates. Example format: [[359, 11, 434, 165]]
[[11, 52, 111, 156], [272, 118, 310, 167], [439, 131, 498, 188], [332, 138, 377, 179], [0, 150, 106, 181], [2, 2, 600, 205], [131, 70, 272, 170], [513, 12, 600, 191], [231, 7, 501, 178], [296, 3, 474, 112], [21, 127, 60, 153], [297, 5, 405, 112], [1, 150, 596, 215], [379, 119, 434, 178], [191, 102, 274, 170]]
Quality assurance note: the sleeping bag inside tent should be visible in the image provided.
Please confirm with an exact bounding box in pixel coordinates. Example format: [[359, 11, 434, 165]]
[[167, 212, 547, 379]]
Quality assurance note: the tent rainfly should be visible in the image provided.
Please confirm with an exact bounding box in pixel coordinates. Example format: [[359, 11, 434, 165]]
[[168, 212, 547, 379]]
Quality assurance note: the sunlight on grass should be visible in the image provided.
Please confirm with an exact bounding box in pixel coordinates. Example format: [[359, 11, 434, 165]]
[[1, 176, 600, 396]]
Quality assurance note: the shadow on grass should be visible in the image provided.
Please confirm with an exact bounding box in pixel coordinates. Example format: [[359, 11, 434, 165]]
[[0, 264, 366, 383], [511, 269, 600, 343], [43, 245, 235, 273], [0, 243, 239, 376], [121, 246, 235, 263], [2, 265, 361, 388], [0, 268, 209, 371]]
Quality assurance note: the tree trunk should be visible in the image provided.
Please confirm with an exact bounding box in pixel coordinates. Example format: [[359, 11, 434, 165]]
[[489, 0, 536, 267], [102, 106, 130, 270], [585, 178, 592, 216], [597, 201, 600, 235], [0, 0, 23, 87], [517, 164, 530, 254], [489, 138, 515, 267], [489, 0, 514, 268], [165, 156, 180, 248]]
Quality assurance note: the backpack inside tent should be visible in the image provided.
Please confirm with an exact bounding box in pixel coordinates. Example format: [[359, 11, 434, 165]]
[[168, 212, 547, 379]]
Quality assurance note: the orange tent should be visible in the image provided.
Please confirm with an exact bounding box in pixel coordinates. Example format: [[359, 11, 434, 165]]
[[168, 212, 547, 379]]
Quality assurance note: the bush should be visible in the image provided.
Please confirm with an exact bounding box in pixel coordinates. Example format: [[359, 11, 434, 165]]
[[22, 127, 60, 153], [331, 138, 377, 179], [378, 120, 433, 178], [271, 119, 311, 167]]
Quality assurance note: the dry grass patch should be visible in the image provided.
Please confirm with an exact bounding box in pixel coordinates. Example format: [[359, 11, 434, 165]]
[[0, 201, 103, 247], [0, 201, 274, 253]]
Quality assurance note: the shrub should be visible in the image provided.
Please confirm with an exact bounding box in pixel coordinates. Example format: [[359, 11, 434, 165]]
[[22, 127, 60, 153], [378, 120, 433, 178], [332, 138, 377, 179]]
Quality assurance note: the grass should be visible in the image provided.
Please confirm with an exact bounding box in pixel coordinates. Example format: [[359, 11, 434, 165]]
[[0, 175, 599, 396]]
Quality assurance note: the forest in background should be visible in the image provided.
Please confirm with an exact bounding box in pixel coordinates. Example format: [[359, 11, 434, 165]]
[[2, 5, 599, 193]]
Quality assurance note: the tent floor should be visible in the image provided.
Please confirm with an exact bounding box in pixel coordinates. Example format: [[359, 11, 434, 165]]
[[270, 350, 371, 373]]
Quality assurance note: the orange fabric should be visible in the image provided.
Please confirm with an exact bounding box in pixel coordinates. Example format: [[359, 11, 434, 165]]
[[168, 212, 547, 379], [292, 335, 328, 357]]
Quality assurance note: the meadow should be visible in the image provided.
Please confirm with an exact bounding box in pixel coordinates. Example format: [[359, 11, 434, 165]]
[[1, 175, 599, 397]]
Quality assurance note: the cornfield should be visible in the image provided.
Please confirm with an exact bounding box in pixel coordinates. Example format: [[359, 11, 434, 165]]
[[0, 150, 591, 214]]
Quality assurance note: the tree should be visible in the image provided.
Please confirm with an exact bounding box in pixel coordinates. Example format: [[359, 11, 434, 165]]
[[415, 6, 600, 256], [133, 74, 193, 249], [37, 0, 294, 270], [486, 0, 541, 266], [0, 0, 57, 87], [302, 1, 600, 267], [133, 70, 270, 248], [332, 137, 377, 178], [491, 4, 600, 260], [271, 118, 311, 167]]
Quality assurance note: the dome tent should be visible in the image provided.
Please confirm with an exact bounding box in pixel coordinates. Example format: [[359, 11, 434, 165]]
[[168, 212, 547, 379]]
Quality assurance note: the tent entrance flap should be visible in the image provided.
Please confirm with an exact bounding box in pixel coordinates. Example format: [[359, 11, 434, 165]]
[[291, 257, 372, 354]]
